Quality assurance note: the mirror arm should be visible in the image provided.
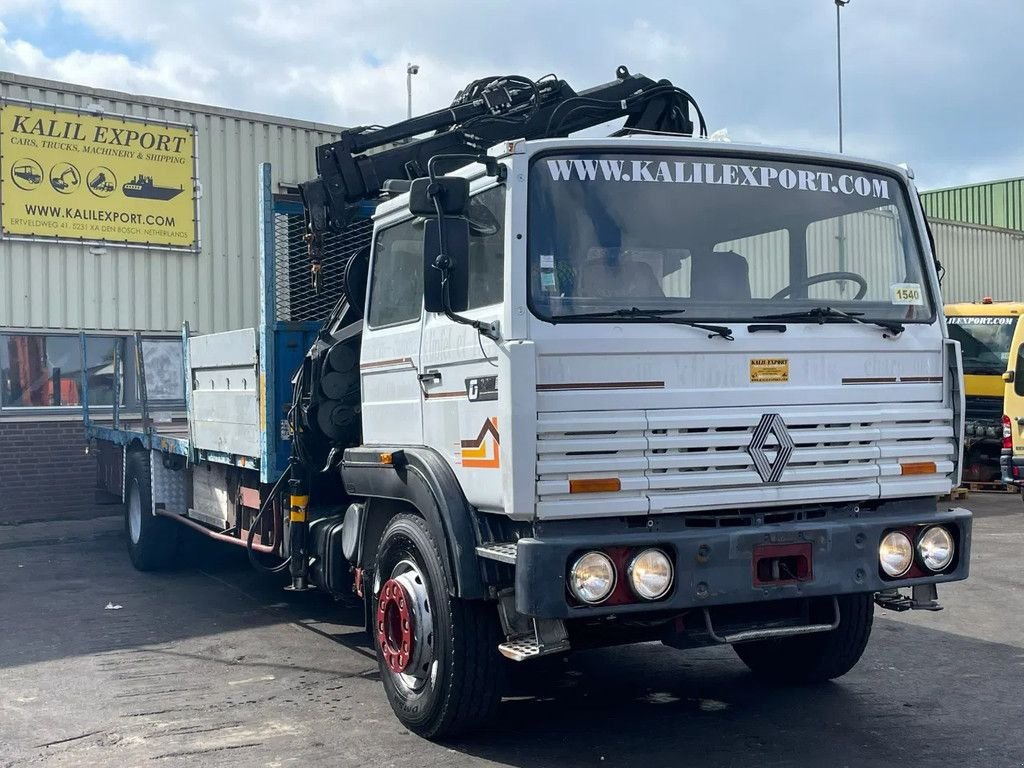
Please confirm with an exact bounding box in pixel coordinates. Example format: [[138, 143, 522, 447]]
[[429, 192, 501, 342], [427, 153, 507, 182], [438, 263, 500, 340]]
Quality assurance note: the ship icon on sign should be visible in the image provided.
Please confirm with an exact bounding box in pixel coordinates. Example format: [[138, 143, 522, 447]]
[[122, 174, 183, 201]]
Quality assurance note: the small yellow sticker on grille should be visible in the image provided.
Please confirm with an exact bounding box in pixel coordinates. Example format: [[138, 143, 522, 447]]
[[750, 358, 789, 383]]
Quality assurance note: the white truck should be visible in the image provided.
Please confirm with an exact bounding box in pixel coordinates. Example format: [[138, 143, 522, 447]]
[[85, 67, 971, 739]]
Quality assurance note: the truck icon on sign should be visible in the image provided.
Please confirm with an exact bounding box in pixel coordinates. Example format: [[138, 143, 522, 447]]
[[11, 158, 44, 190]]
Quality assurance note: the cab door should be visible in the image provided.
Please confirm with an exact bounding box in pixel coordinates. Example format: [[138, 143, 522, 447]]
[[419, 184, 506, 512], [360, 216, 425, 447]]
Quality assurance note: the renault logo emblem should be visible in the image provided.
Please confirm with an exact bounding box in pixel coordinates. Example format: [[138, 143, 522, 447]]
[[747, 414, 795, 483]]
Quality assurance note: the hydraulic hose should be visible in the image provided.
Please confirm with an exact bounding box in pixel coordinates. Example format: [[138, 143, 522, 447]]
[[246, 465, 293, 574]]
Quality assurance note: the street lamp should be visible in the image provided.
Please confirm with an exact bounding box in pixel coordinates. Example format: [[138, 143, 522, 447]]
[[835, 0, 850, 153], [406, 62, 420, 119]]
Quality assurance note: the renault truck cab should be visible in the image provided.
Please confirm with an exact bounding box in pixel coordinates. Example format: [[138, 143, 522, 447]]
[[945, 300, 1023, 482]]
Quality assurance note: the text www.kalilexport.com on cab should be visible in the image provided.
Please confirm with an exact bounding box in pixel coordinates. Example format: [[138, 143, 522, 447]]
[[19, 204, 175, 227]]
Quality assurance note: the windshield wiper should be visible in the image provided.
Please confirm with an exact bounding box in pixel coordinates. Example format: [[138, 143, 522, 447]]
[[754, 306, 904, 337], [549, 307, 734, 340]]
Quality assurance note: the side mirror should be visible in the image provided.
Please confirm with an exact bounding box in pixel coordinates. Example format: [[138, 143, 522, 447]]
[[409, 176, 469, 217], [423, 216, 471, 313]]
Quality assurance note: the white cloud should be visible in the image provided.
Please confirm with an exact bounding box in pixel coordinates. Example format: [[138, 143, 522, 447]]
[[0, 0, 1022, 188]]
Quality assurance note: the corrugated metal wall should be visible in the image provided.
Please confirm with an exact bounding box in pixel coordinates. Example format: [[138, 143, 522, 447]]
[[931, 219, 1024, 303], [921, 178, 1024, 232], [0, 73, 340, 334], [665, 210, 1024, 306], [696, 207, 908, 299]]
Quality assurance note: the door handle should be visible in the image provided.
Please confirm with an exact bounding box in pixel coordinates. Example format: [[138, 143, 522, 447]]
[[417, 370, 442, 384]]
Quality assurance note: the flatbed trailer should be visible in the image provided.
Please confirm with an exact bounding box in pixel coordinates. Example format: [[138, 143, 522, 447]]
[[82, 163, 371, 561]]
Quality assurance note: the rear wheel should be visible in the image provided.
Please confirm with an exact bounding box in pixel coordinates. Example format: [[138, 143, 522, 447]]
[[124, 450, 179, 571], [732, 593, 874, 683], [373, 513, 503, 738]]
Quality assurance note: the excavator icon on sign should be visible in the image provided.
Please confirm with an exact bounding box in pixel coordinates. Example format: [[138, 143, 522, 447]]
[[49, 162, 80, 194]]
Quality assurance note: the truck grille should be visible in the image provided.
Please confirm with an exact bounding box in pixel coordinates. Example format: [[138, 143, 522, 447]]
[[535, 404, 955, 519]]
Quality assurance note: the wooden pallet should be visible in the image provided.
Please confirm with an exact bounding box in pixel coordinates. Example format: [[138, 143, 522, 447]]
[[961, 481, 1019, 494]]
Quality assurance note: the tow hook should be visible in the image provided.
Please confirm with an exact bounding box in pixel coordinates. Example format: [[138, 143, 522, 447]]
[[874, 584, 943, 612]]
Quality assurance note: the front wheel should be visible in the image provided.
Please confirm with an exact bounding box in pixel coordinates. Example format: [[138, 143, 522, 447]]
[[373, 513, 503, 738], [732, 593, 874, 683]]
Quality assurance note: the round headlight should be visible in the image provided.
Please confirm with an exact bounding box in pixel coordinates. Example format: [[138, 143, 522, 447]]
[[628, 548, 673, 600], [879, 531, 914, 577], [918, 526, 955, 572], [569, 551, 616, 604]]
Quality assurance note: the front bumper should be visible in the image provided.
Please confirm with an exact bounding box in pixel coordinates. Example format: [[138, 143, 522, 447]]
[[514, 499, 972, 619]]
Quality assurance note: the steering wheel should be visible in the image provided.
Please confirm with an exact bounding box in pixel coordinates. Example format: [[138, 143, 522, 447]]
[[770, 271, 868, 301]]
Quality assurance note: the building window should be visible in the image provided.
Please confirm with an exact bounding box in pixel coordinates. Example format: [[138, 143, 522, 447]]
[[140, 338, 185, 402], [0, 334, 126, 409]]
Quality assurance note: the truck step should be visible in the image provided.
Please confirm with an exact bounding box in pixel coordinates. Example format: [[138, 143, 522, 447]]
[[475, 542, 517, 564], [498, 633, 570, 662]]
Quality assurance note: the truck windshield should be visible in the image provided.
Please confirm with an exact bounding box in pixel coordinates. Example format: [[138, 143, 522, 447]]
[[527, 152, 934, 325], [946, 315, 1017, 375]]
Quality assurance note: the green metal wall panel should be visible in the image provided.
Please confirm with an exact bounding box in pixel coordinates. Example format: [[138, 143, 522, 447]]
[[921, 178, 1024, 231]]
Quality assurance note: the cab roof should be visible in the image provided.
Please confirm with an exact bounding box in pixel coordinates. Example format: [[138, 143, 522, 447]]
[[371, 136, 916, 221]]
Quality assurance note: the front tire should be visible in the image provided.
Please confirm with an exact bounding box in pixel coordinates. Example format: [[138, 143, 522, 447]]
[[373, 513, 503, 738], [732, 593, 874, 683], [124, 450, 179, 571]]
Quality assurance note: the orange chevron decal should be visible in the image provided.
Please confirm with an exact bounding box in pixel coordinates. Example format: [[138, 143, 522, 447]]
[[460, 417, 500, 468]]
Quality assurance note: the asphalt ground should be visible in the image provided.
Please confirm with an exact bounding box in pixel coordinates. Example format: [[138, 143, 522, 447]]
[[0, 494, 1021, 768]]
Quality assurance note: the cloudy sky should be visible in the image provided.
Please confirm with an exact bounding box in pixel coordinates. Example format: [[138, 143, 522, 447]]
[[0, 0, 1019, 190]]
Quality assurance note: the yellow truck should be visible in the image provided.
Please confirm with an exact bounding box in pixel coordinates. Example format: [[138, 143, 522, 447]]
[[945, 300, 1024, 484]]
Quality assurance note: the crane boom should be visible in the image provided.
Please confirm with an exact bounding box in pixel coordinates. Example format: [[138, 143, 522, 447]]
[[299, 66, 706, 242]]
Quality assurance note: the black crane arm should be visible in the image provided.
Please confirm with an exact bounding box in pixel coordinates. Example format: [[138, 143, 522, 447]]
[[299, 65, 706, 237]]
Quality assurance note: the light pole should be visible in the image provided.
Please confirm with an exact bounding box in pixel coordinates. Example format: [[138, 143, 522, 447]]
[[834, 0, 851, 290], [406, 62, 420, 119], [835, 0, 850, 153]]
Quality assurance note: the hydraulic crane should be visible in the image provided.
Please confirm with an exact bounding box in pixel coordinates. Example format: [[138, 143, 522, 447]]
[[299, 65, 706, 265], [290, 66, 708, 469]]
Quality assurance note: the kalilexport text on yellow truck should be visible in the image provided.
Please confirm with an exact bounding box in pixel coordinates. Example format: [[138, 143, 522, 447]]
[[945, 299, 1024, 483]]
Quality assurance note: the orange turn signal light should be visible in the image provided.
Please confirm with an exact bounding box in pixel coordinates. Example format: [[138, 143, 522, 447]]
[[569, 477, 621, 494], [900, 461, 936, 476], [379, 452, 393, 465]]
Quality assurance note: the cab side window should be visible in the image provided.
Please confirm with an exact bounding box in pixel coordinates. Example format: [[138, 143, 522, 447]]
[[466, 185, 506, 309], [367, 218, 424, 328]]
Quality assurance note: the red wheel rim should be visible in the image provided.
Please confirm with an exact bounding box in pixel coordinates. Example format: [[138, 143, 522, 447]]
[[376, 578, 414, 673]]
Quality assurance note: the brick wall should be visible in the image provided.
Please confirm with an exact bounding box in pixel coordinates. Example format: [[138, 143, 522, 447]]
[[0, 420, 104, 523]]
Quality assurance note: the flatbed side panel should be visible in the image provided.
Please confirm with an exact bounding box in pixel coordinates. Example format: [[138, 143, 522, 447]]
[[188, 328, 258, 369], [85, 424, 191, 456], [189, 328, 261, 458]]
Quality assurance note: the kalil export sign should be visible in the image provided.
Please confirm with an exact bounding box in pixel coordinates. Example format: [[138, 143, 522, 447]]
[[0, 101, 197, 249]]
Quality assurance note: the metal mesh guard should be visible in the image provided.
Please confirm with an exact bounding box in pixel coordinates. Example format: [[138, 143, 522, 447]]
[[273, 213, 373, 323]]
